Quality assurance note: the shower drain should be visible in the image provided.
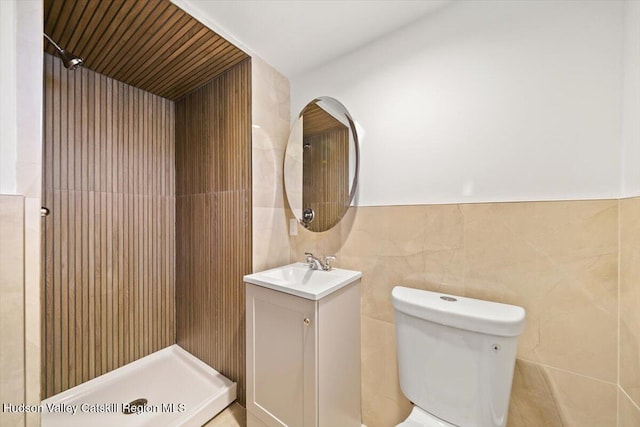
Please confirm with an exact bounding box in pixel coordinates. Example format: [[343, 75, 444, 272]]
[[123, 398, 148, 415]]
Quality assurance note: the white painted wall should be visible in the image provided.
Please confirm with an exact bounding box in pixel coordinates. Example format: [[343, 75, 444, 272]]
[[15, 0, 44, 199], [291, 0, 627, 206], [0, 0, 42, 198], [621, 0, 640, 197], [0, 0, 18, 194]]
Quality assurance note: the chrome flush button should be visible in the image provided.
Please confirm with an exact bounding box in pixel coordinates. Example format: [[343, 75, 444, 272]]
[[440, 296, 457, 302]]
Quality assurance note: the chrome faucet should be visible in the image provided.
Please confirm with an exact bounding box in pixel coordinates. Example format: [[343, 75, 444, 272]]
[[305, 252, 336, 271], [305, 252, 323, 270]]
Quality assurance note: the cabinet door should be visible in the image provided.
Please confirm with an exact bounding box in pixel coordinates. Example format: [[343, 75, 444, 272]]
[[246, 284, 317, 427]]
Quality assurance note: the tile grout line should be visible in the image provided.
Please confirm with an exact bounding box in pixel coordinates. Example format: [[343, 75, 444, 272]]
[[517, 356, 618, 387], [618, 385, 640, 411]]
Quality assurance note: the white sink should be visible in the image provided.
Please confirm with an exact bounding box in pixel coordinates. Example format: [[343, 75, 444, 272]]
[[243, 263, 362, 300]]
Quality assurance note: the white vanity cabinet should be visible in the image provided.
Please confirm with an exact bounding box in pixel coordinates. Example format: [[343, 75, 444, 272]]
[[244, 264, 361, 427]]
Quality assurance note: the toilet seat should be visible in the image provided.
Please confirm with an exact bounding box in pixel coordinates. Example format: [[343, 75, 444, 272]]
[[396, 405, 456, 427]]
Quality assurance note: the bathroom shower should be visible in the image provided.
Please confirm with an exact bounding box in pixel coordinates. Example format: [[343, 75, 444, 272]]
[[40, 1, 251, 424], [43, 32, 83, 70]]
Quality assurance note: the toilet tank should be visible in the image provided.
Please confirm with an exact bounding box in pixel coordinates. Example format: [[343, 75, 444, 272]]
[[392, 287, 526, 427]]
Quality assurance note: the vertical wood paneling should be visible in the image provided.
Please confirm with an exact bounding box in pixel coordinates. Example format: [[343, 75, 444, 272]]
[[42, 54, 176, 398], [303, 128, 350, 232], [175, 59, 252, 405]]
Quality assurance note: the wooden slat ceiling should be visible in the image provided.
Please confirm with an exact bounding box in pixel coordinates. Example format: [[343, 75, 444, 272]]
[[302, 103, 348, 138], [44, 0, 249, 101]]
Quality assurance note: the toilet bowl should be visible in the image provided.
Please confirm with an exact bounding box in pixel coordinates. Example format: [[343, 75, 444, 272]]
[[392, 286, 526, 427]]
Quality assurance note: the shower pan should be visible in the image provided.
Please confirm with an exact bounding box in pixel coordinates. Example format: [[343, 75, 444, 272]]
[[41, 345, 236, 427]]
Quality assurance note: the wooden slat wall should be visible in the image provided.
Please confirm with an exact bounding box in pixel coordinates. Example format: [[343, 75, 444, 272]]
[[42, 54, 176, 398], [44, 0, 249, 101], [302, 103, 346, 138], [303, 128, 350, 232], [175, 59, 252, 405]]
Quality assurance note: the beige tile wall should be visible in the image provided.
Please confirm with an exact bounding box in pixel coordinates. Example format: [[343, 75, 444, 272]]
[[619, 196, 640, 425], [290, 199, 621, 426], [619, 388, 640, 427], [23, 198, 40, 427], [251, 57, 291, 272], [0, 194, 25, 427]]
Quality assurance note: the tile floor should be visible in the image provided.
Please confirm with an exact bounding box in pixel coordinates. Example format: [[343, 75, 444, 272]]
[[203, 403, 246, 427]]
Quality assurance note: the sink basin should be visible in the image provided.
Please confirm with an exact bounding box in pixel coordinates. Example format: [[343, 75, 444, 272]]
[[243, 263, 362, 300]]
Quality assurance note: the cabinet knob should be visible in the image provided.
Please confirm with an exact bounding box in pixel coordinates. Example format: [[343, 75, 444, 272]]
[[303, 318, 311, 326]]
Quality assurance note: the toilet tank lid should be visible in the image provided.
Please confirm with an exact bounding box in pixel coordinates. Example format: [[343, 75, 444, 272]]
[[392, 286, 526, 337]]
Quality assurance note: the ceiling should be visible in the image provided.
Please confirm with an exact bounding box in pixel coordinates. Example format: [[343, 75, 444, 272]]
[[44, 0, 249, 100], [172, 0, 451, 78], [302, 104, 347, 138]]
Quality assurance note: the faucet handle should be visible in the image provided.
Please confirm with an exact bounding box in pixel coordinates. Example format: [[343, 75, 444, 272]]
[[322, 255, 336, 271], [304, 252, 314, 260]]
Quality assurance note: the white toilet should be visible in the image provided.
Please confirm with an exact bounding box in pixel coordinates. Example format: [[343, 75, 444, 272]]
[[392, 286, 526, 427]]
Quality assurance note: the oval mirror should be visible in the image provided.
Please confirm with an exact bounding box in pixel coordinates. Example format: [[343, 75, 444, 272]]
[[284, 97, 360, 232]]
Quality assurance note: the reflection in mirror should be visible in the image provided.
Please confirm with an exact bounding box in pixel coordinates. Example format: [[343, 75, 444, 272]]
[[284, 97, 359, 232]]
